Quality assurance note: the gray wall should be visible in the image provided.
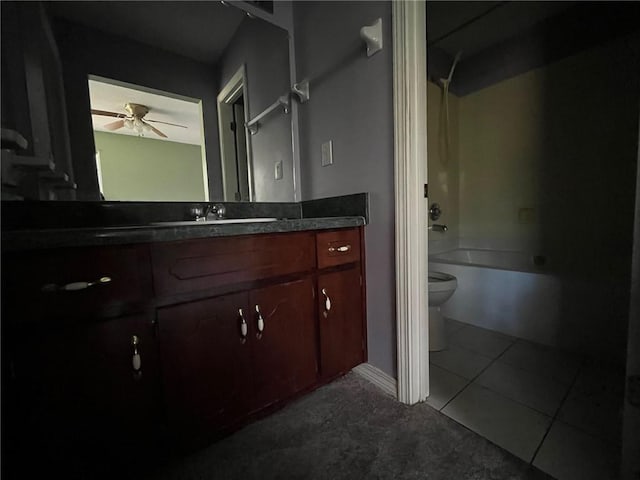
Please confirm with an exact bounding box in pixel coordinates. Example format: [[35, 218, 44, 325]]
[[54, 19, 222, 201], [218, 17, 294, 202], [294, 1, 396, 377]]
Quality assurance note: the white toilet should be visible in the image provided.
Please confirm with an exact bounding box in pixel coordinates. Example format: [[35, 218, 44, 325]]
[[428, 271, 457, 351]]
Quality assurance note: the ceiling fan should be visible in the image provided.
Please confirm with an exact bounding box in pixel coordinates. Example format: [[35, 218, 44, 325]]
[[90, 103, 187, 139]]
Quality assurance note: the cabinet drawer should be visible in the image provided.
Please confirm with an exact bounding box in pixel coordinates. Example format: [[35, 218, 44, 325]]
[[3, 245, 150, 324], [151, 232, 315, 297], [316, 228, 361, 269]]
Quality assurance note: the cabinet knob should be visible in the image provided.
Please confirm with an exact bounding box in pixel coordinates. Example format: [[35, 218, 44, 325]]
[[238, 308, 248, 338], [255, 305, 265, 334], [328, 244, 351, 253], [131, 335, 141, 372], [41, 276, 111, 292], [322, 288, 332, 313]]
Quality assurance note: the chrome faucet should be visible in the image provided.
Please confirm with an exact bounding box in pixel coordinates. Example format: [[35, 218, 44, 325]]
[[191, 204, 226, 221], [428, 224, 448, 232], [191, 205, 206, 221], [205, 204, 226, 220]]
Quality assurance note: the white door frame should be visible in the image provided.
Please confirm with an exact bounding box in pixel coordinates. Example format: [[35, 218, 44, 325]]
[[217, 65, 254, 202], [393, 1, 429, 404]]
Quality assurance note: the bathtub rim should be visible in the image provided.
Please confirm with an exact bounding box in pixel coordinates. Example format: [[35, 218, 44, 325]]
[[428, 247, 549, 275]]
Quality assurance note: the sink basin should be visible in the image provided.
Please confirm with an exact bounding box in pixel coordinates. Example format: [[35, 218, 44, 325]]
[[151, 218, 279, 227]]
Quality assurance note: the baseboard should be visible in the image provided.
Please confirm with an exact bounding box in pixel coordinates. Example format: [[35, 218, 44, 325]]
[[353, 363, 397, 399]]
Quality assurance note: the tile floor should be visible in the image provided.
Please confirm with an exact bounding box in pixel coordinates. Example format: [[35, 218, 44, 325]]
[[427, 318, 625, 480]]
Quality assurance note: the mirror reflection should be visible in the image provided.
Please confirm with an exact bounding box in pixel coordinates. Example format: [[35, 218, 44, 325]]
[[1, 1, 295, 202], [89, 77, 210, 202]]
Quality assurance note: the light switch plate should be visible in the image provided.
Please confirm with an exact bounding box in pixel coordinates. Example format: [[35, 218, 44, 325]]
[[274, 160, 283, 180], [321, 140, 333, 166]]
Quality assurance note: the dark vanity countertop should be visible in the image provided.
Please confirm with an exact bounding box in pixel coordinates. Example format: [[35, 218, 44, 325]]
[[1, 216, 367, 251]]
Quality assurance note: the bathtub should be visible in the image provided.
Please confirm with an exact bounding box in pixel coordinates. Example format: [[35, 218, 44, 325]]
[[429, 248, 562, 346]]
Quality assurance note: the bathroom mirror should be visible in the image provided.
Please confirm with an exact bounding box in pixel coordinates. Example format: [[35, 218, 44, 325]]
[[1, 1, 295, 202]]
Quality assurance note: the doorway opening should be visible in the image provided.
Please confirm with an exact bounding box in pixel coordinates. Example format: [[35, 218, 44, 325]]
[[217, 66, 252, 202]]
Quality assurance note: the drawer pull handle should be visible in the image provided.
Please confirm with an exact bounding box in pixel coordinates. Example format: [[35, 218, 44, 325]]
[[256, 305, 265, 333], [131, 335, 141, 372], [322, 288, 332, 312], [41, 276, 112, 292], [328, 244, 351, 253], [239, 308, 248, 338]]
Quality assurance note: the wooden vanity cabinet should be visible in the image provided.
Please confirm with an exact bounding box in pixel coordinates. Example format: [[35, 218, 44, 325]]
[[150, 231, 316, 297], [3, 244, 151, 322], [13, 313, 160, 438], [3, 313, 162, 476], [318, 267, 365, 379], [249, 277, 317, 408], [157, 277, 317, 445], [2, 245, 161, 476], [153, 232, 319, 445], [316, 229, 366, 379], [157, 292, 253, 443], [2, 226, 367, 464]]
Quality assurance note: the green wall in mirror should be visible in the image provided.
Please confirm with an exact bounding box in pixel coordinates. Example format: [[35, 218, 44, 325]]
[[94, 132, 207, 202]]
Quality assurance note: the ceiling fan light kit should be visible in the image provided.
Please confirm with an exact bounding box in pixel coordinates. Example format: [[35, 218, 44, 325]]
[[90, 102, 183, 139]]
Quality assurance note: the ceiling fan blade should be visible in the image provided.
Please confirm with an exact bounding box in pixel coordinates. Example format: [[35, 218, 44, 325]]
[[145, 121, 168, 138], [145, 118, 188, 128], [103, 119, 125, 131], [91, 109, 125, 118]]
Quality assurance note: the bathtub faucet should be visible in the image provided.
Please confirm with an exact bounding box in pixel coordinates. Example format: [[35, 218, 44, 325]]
[[428, 224, 448, 232]]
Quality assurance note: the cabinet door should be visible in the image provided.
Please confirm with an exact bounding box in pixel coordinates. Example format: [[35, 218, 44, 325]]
[[249, 277, 317, 409], [5, 314, 160, 468], [318, 267, 365, 379], [157, 292, 252, 443]]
